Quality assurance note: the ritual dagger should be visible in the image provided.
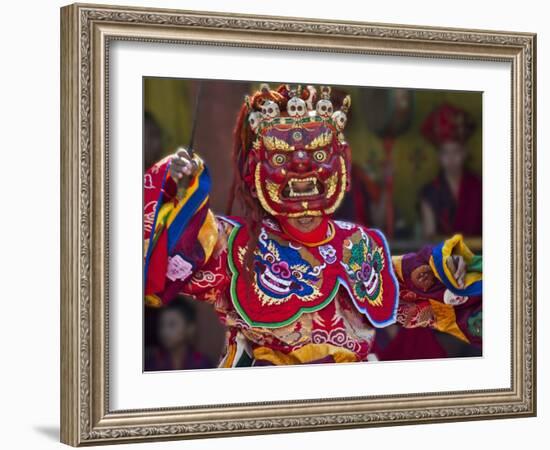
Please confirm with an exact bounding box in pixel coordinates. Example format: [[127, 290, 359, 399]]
[[177, 81, 203, 200], [186, 80, 203, 158]]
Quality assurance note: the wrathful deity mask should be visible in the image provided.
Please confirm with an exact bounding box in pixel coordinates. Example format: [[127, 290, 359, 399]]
[[240, 84, 352, 218]]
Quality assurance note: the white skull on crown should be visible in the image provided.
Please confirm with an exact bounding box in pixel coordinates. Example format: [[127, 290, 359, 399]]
[[286, 96, 307, 118], [248, 111, 262, 132], [332, 110, 348, 131], [316, 99, 334, 118], [261, 100, 280, 120]]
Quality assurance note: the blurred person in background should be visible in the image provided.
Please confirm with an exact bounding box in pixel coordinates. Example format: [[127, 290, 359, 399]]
[[145, 295, 214, 371], [419, 103, 482, 239], [335, 163, 382, 227], [376, 103, 483, 362]]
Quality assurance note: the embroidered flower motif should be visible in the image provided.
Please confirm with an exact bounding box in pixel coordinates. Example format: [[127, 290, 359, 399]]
[[319, 244, 337, 264], [443, 289, 469, 306], [334, 220, 355, 230], [467, 311, 482, 337], [166, 254, 193, 282], [312, 328, 364, 354], [189, 258, 225, 288]]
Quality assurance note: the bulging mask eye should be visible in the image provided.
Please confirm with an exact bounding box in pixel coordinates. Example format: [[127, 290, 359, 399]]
[[313, 149, 328, 162], [271, 153, 287, 166]]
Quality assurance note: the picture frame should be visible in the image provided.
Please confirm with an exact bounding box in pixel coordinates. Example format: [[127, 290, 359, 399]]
[[60, 2, 536, 446]]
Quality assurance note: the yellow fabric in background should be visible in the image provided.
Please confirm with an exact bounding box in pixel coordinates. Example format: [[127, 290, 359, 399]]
[[144, 78, 193, 151]]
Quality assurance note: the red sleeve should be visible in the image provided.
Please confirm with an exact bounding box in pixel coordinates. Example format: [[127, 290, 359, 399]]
[[143, 156, 227, 306], [144, 156, 176, 240]]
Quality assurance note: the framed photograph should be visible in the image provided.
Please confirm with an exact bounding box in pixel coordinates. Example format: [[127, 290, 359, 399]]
[[60, 3, 536, 446]]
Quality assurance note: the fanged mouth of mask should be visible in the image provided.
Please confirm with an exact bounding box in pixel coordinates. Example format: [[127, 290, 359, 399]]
[[282, 177, 324, 199]]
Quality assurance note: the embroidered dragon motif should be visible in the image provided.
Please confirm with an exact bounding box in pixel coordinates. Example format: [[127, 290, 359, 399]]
[[240, 228, 325, 306]]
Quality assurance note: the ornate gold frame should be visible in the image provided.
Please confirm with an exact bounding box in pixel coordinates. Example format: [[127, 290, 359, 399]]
[[60, 3, 536, 446]]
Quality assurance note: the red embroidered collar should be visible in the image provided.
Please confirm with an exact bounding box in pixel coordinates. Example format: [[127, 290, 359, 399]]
[[278, 217, 334, 247], [224, 217, 399, 329]]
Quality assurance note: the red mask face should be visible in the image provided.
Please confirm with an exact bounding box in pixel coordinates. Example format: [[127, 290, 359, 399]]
[[247, 121, 351, 218]]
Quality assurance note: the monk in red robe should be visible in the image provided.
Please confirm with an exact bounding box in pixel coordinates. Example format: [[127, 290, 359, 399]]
[[420, 103, 482, 239]]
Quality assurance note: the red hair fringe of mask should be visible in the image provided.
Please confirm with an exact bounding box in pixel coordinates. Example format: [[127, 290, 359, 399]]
[[225, 85, 289, 281]]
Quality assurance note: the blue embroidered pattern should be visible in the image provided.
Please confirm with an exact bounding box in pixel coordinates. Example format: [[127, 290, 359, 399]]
[[252, 230, 323, 305]]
